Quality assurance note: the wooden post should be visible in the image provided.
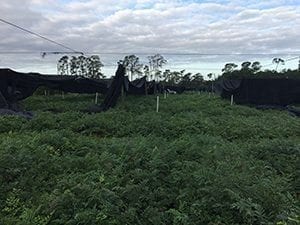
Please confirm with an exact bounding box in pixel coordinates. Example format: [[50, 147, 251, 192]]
[[95, 92, 99, 104], [156, 96, 159, 113], [231, 95, 234, 105]]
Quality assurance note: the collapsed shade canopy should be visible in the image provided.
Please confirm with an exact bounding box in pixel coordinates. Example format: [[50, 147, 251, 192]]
[[217, 78, 300, 105]]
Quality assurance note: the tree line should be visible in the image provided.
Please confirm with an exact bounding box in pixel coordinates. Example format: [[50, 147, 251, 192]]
[[57, 55, 104, 79], [57, 54, 169, 81], [57, 54, 300, 84], [57, 54, 208, 88], [219, 57, 300, 79]]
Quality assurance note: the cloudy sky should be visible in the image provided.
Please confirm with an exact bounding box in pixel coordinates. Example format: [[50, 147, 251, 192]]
[[0, 0, 300, 77]]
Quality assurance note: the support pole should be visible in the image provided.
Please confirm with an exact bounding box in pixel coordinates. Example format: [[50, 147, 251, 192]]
[[95, 92, 99, 104], [230, 95, 234, 106], [156, 96, 159, 113]]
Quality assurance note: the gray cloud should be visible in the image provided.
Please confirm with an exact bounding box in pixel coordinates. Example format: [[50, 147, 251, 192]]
[[0, 0, 299, 75]]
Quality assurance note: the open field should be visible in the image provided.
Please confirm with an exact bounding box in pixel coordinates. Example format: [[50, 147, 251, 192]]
[[0, 93, 299, 225]]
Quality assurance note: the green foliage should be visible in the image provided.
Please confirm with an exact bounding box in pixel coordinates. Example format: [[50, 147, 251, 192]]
[[0, 93, 299, 225], [220, 61, 300, 79], [2, 189, 51, 225], [57, 55, 104, 78], [121, 55, 143, 80]]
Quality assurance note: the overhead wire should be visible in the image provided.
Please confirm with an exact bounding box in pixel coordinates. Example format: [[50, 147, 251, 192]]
[[1, 18, 299, 71], [0, 18, 83, 55], [0, 51, 299, 56]]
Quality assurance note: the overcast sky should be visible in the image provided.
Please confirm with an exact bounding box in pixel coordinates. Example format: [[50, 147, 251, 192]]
[[0, 0, 299, 77]]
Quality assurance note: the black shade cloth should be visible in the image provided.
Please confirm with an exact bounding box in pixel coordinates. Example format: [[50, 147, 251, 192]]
[[0, 66, 193, 116], [218, 80, 242, 93], [0, 68, 109, 103], [85, 64, 126, 113], [217, 78, 300, 105], [124, 76, 147, 95], [0, 108, 34, 119], [100, 64, 126, 111], [256, 105, 300, 117], [0, 91, 8, 108]]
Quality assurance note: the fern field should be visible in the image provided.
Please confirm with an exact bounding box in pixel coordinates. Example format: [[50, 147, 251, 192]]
[[0, 93, 299, 225]]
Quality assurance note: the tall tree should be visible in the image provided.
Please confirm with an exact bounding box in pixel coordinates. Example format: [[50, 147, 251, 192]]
[[240, 61, 253, 76], [169, 71, 182, 84], [241, 61, 251, 71], [122, 55, 143, 81], [272, 58, 285, 72], [180, 72, 192, 86], [58, 55, 105, 78], [192, 73, 204, 82], [77, 55, 88, 76], [155, 70, 162, 81], [57, 55, 69, 75], [251, 61, 261, 73], [147, 54, 167, 81], [143, 65, 150, 80], [70, 56, 79, 75], [191, 73, 204, 88], [207, 73, 213, 79], [87, 55, 104, 79], [162, 69, 171, 82], [222, 63, 238, 74]]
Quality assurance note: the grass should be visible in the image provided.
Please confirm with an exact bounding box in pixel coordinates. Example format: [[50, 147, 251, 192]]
[[0, 93, 299, 225]]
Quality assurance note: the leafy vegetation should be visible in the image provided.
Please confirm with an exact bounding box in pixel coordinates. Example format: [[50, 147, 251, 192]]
[[57, 55, 105, 78], [219, 60, 300, 79], [0, 93, 299, 225]]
